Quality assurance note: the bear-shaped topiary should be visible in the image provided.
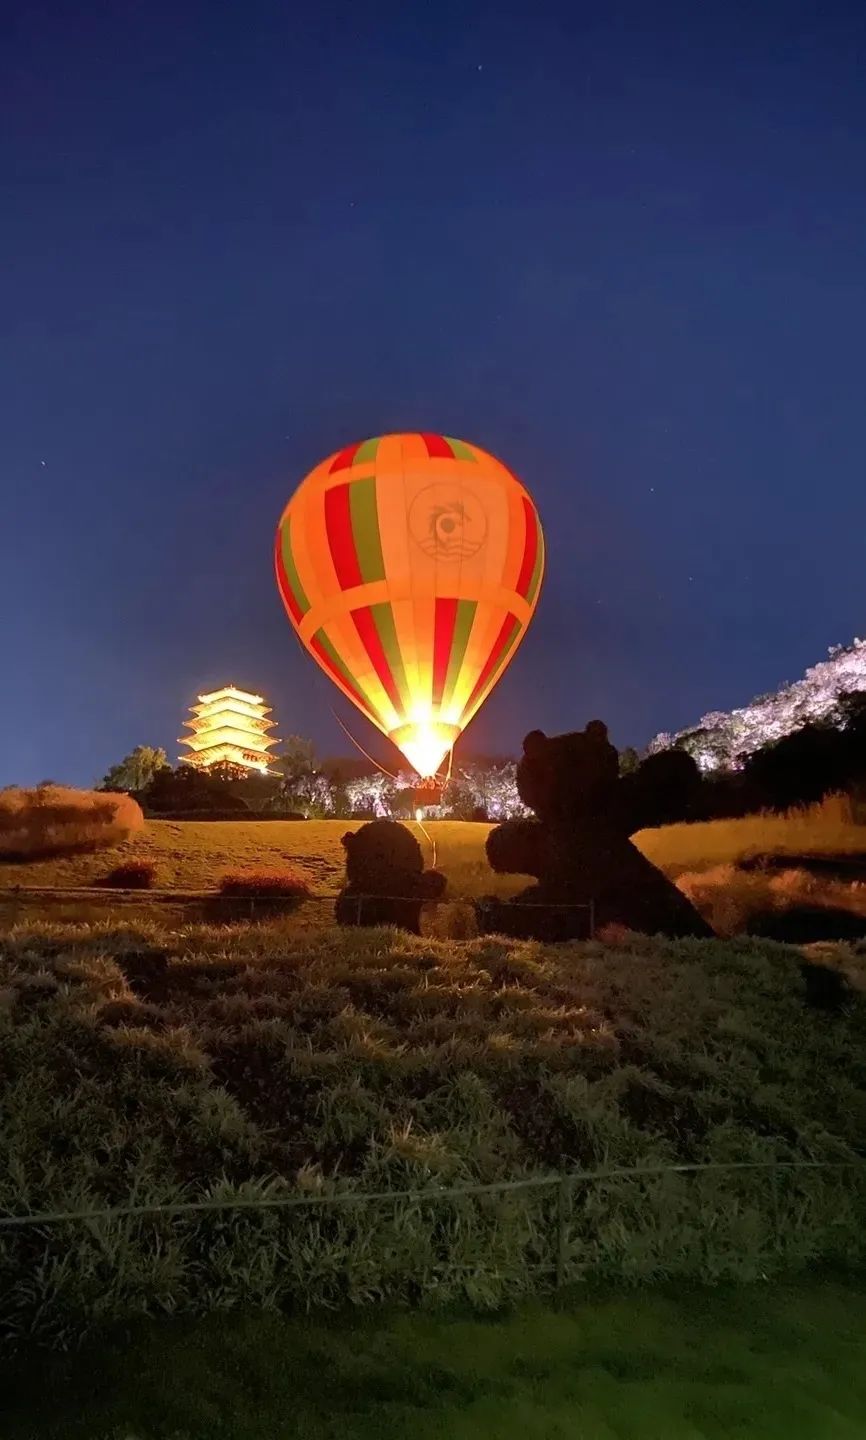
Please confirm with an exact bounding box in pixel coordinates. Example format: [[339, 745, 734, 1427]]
[[478, 722, 713, 941], [335, 819, 446, 934]]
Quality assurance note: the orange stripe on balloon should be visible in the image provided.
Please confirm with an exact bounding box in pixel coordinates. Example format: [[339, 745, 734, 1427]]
[[501, 485, 525, 591], [325, 483, 363, 589]]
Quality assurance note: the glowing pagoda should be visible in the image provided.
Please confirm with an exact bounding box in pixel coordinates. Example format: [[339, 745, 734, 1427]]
[[178, 687, 280, 773]]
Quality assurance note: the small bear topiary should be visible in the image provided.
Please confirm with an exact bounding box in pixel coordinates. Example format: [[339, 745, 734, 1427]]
[[335, 819, 446, 934]]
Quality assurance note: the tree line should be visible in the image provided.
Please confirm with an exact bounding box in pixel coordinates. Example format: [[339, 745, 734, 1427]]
[[99, 692, 866, 821]]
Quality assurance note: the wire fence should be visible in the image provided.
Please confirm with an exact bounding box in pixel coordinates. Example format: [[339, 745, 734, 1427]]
[[3, 1159, 865, 1289], [0, 886, 597, 938]]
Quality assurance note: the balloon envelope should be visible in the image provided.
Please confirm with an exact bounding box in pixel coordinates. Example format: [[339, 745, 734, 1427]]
[[275, 433, 544, 777]]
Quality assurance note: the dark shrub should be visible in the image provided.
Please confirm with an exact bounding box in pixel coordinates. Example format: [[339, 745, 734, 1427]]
[[0, 785, 144, 860], [219, 871, 310, 900], [100, 861, 156, 890], [141, 766, 249, 815], [620, 749, 703, 829], [747, 905, 866, 944], [744, 724, 850, 813]]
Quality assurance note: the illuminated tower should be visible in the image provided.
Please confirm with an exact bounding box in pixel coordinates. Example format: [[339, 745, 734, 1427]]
[[178, 687, 280, 773]]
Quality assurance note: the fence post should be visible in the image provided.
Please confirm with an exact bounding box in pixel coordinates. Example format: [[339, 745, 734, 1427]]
[[556, 1174, 574, 1289], [771, 1165, 780, 1249], [356, 894, 363, 926], [588, 899, 595, 940]]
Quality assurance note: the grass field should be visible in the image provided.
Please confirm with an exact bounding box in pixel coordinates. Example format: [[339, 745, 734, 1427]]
[[2, 916, 865, 1344], [636, 795, 866, 877], [0, 796, 863, 899], [0, 819, 499, 897], [5, 1276, 866, 1437]]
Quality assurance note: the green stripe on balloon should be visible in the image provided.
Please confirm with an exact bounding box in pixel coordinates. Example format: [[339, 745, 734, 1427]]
[[527, 513, 544, 605], [280, 519, 310, 615], [349, 477, 386, 583], [443, 598, 477, 709], [445, 436, 477, 462], [370, 602, 410, 708], [353, 436, 381, 465], [314, 627, 375, 718]]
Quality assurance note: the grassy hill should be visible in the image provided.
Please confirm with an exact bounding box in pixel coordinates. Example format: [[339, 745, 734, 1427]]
[[0, 819, 492, 896], [0, 798, 864, 897]]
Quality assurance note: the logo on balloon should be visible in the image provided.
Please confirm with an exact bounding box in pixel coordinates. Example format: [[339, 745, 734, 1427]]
[[409, 487, 487, 561]]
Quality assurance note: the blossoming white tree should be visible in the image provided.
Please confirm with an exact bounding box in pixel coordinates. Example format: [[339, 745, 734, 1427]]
[[649, 638, 866, 772]]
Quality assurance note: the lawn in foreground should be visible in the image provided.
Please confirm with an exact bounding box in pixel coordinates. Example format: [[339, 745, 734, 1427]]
[[5, 1276, 866, 1438], [2, 919, 865, 1344]]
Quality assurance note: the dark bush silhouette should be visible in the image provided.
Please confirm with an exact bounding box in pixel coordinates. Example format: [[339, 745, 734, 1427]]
[[743, 724, 850, 813], [115, 950, 170, 1000], [219, 870, 310, 900], [479, 722, 713, 941], [140, 765, 249, 815], [336, 819, 446, 934], [700, 769, 759, 820], [214, 869, 310, 923], [100, 861, 156, 890], [798, 960, 853, 1013], [747, 906, 866, 946], [619, 748, 705, 829]]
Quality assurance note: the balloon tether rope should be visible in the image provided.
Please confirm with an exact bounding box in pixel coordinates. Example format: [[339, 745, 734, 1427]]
[[414, 816, 437, 869], [329, 707, 401, 782]]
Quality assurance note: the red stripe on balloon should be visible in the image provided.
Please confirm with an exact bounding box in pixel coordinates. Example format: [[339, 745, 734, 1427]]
[[309, 633, 376, 721], [515, 497, 538, 599], [432, 597, 458, 707], [274, 532, 302, 624], [421, 433, 454, 459], [351, 605, 402, 714], [325, 483, 363, 590], [329, 442, 362, 473], [465, 613, 518, 714]]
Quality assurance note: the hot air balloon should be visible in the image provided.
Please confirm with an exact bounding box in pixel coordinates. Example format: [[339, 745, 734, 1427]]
[[274, 433, 544, 779]]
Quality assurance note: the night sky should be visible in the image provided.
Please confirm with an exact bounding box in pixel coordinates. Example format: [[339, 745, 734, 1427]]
[[4, 1, 866, 787]]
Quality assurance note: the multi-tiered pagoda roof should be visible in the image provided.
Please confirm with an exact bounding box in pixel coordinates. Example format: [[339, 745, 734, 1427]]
[[178, 686, 280, 773]]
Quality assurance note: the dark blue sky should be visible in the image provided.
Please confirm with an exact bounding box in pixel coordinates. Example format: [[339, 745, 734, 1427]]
[[3, 0, 865, 785]]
